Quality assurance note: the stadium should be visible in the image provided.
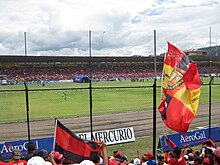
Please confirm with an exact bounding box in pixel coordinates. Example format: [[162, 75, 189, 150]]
[[0, 53, 220, 84], [0, 51, 220, 163], [1, 0, 220, 163]]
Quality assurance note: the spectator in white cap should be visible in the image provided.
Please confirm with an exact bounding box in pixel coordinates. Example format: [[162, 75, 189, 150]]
[[27, 156, 46, 165], [79, 160, 94, 165]]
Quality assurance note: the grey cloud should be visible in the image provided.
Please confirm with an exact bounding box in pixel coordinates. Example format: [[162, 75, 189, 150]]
[[0, 0, 220, 56], [0, 32, 24, 52], [92, 10, 130, 31], [201, 1, 218, 6], [29, 30, 89, 52]]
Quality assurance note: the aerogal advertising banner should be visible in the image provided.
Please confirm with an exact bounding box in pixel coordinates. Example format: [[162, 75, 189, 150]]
[[159, 126, 220, 152]]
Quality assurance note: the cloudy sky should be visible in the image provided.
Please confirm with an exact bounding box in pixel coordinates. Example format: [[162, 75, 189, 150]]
[[0, 0, 219, 56]]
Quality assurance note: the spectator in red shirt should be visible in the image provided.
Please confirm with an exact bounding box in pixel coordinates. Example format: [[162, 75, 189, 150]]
[[8, 148, 27, 165], [0, 161, 9, 165], [163, 135, 186, 165]]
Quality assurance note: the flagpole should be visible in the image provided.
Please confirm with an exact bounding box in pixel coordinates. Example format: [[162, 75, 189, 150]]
[[89, 30, 93, 140], [152, 30, 157, 159], [209, 26, 212, 75], [161, 45, 166, 135], [208, 77, 213, 139], [154, 30, 157, 78], [53, 118, 58, 149], [160, 42, 167, 100], [208, 26, 212, 139]]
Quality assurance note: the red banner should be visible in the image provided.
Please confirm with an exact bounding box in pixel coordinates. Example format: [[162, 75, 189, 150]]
[[55, 120, 102, 163]]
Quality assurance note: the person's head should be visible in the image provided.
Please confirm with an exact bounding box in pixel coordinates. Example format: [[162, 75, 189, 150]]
[[92, 155, 100, 164], [12, 148, 22, 160], [145, 152, 154, 160], [114, 151, 124, 162], [203, 157, 210, 165], [188, 153, 194, 161], [27, 156, 46, 165], [79, 160, 95, 165], [195, 150, 200, 157], [27, 142, 36, 152], [141, 154, 148, 162], [186, 149, 192, 155], [33, 149, 50, 160], [157, 155, 164, 162], [202, 140, 215, 147], [194, 156, 203, 165], [41, 150, 50, 160], [54, 151, 63, 164], [122, 155, 128, 163], [214, 147, 220, 165], [173, 147, 181, 158], [184, 155, 188, 161], [132, 158, 141, 165], [113, 151, 118, 157]]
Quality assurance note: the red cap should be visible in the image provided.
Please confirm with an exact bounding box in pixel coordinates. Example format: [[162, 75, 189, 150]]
[[115, 151, 123, 157], [203, 139, 215, 147], [203, 158, 210, 164], [146, 152, 154, 159], [54, 152, 63, 159]]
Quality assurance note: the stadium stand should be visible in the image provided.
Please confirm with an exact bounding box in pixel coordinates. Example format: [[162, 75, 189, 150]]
[[0, 55, 219, 84]]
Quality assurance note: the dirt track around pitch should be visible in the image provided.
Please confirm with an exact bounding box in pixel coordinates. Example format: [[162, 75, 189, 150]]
[[0, 103, 220, 143]]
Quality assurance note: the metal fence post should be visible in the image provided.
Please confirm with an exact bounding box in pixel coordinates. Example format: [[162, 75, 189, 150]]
[[24, 82, 31, 142]]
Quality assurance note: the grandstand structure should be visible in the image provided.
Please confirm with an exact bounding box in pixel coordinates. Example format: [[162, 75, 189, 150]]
[[0, 55, 161, 66], [0, 55, 220, 84]]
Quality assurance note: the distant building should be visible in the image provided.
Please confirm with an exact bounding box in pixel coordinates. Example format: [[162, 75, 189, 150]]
[[184, 49, 207, 56]]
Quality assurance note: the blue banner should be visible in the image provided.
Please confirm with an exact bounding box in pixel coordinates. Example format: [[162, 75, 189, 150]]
[[0, 137, 53, 160], [159, 126, 220, 152]]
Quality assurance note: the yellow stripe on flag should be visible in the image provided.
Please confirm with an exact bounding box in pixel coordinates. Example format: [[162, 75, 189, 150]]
[[174, 86, 200, 115], [162, 63, 174, 89]]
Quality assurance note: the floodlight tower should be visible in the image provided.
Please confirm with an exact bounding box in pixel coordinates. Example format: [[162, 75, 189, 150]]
[[209, 26, 212, 75]]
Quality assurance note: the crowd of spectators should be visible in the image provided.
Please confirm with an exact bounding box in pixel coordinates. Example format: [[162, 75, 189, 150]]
[[0, 64, 160, 83], [0, 62, 172, 84], [1, 137, 220, 165], [1, 62, 219, 84]]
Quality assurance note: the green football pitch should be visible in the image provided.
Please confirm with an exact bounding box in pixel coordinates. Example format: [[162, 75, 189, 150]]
[[0, 78, 219, 122]]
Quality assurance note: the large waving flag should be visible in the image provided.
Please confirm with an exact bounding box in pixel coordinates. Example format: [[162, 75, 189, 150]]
[[54, 119, 102, 163], [158, 42, 201, 133]]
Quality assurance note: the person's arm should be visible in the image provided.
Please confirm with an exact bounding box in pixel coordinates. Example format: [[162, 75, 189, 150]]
[[137, 150, 141, 159], [49, 150, 57, 165], [164, 144, 170, 163], [200, 147, 206, 157], [185, 144, 194, 154], [164, 135, 176, 149], [101, 142, 108, 164], [167, 139, 176, 149]]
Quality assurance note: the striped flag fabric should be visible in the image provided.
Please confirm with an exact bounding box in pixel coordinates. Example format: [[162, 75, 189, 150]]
[[158, 42, 201, 133], [55, 119, 102, 163]]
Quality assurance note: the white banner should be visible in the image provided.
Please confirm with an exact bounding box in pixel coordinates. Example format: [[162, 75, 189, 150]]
[[77, 127, 135, 145]]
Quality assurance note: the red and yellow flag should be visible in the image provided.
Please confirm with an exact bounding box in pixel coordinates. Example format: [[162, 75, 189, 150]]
[[158, 42, 201, 133]]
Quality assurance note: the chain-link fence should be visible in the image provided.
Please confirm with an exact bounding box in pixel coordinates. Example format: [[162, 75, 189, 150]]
[[0, 78, 220, 143]]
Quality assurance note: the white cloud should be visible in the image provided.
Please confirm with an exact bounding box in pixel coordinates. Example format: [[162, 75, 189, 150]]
[[0, 0, 219, 56]]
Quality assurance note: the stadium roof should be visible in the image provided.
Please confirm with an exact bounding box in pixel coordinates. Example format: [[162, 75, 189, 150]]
[[0, 55, 163, 63], [0, 55, 219, 64]]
